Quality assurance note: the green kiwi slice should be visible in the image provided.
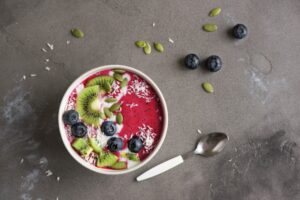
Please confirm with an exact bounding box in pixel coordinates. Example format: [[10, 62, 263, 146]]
[[126, 153, 140, 161], [88, 137, 103, 153], [72, 138, 93, 156], [76, 85, 102, 126], [111, 161, 127, 169], [96, 151, 118, 168], [86, 76, 114, 92]]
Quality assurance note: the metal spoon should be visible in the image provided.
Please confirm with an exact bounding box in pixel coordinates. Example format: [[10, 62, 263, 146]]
[[136, 132, 229, 182]]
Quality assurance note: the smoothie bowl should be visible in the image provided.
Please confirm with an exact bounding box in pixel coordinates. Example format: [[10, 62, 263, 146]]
[[58, 65, 168, 175]]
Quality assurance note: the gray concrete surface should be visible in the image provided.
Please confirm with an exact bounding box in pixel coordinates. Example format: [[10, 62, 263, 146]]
[[1, 0, 300, 199]]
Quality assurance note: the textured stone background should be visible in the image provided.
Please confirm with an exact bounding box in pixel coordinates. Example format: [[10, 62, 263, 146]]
[[0, 0, 300, 199]]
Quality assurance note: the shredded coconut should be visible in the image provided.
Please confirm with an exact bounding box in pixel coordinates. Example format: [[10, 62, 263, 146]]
[[22, 75, 26, 80], [137, 124, 156, 153], [46, 43, 54, 50], [45, 59, 49, 63], [152, 22, 156, 27], [66, 40, 70, 45], [126, 103, 138, 108], [197, 129, 202, 134], [168, 38, 174, 44], [45, 67, 51, 71], [30, 74, 37, 77], [127, 77, 154, 102], [20, 158, 24, 164], [45, 170, 53, 176], [41, 48, 47, 52], [56, 176, 60, 182]]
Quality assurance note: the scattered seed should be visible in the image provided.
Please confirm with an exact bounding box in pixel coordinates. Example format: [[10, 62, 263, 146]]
[[20, 158, 24, 164], [66, 40, 70, 45], [109, 103, 121, 112], [45, 67, 51, 71], [113, 73, 123, 82], [202, 82, 214, 93], [209, 7, 222, 17], [203, 24, 218, 32], [135, 40, 146, 48], [116, 112, 123, 124], [56, 176, 60, 182], [71, 28, 84, 38], [103, 81, 111, 93], [120, 78, 128, 88], [41, 48, 47, 52], [30, 74, 37, 77], [46, 43, 54, 50], [168, 38, 174, 44], [143, 42, 151, 55], [105, 97, 117, 103], [45, 170, 53, 176], [99, 112, 106, 119], [104, 108, 113, 118], [154, 42, 164, 53], [113, 69, 125, 74]]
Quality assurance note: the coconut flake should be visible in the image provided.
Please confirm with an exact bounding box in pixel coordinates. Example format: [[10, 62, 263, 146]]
[[45, 170, 53, 176], [20, 158, 24, 164], [30, 74, 37, 77], [66, 40, 70, 45], [168, 38, 174, 44], [22, 75, 26, 80], [56, 176, 60, 182], [46, 43, 54, 50], [152, 22, 156, 27], [45, 67, 51, 71], [45, 59, 50, 63], [41, 48, 47, 52], [137, 124, 156, 153], [197, 129, 202, 134]]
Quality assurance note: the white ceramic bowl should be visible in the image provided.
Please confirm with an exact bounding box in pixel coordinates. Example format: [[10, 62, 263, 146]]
[[58, 65, 168, 175]]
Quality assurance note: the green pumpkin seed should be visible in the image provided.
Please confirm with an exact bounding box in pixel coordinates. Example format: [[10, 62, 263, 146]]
[[135, 40, 146, 48], [102, 81, 111, 93], [154, 42, 164, 53], [120, 78, 128, 88], [99, 112, 106, 119], [113, 69, 125, 74], [203, 24, 218, 32], [70, 28, 84, 38], [109, 103, 121, 112], [104, 107, 113, 118], [116, 112, 123, 124], [143, 42, 151, 55], [209, 7, 222, 17], [113, 73, 123, 82], [105, 97, 117, 103], [202, 82, 214, 93]]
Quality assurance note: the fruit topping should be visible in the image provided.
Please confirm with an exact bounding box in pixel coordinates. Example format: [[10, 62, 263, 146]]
[[101, 121, 117, 136], [184, 54, 200, 69], [96, 151, 118, 168], [71, 122, 87, 138], [107, 137, 123, 152], [63, 110, 79, 125], [233, 24, 248, 39], [128, 136, 143, 153], [206, 55, 222, 72], [72, 138, 93, 156]]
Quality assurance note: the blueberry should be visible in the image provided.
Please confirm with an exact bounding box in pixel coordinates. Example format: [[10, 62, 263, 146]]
[[184, 54, 200, 69], [101, 121, 117, 136], [63, 110, 79, 125], [128, 136, 143, 153], [232, 24, 248, 39], [206, 55, 222, 72], [107, 137, 123, 152], [71, 122, 87, 138]]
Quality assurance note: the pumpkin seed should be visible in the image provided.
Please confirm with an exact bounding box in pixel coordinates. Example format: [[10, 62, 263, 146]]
[[113, 73, 123, 82], [104, 108, 113, 118], [70, 28, 84, 38], [109, 103, 121, 112], [135, 40, 146, 48], [105, 97, 117, 103], [102, 81, 111, 93], [202, 82, 214, 93], [209, 7, 222, 17], [203, 24, 218, 32], [99, 112, 106, 119], [116, 112, 123, 124], [154, 42, 164, 53], [143, 42, 151, 55], [113, 69, 125, 74], [120, 78, 128, 88]]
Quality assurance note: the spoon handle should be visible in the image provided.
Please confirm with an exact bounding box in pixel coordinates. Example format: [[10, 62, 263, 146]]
[[136, 155, 184, 181]]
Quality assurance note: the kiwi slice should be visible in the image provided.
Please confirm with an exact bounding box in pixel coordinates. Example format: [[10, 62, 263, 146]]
[[88, 138, 103, 154], [72, 138, 93, 156], [111, 161, 127, 169], [96, 152, 118, 168], [86, 76, 114, 92], [126, 153, 140, 162], [76, 85, 102, 126]]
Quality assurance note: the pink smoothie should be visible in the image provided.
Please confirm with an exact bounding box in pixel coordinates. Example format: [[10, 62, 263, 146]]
[[62, 68, 164, 169]]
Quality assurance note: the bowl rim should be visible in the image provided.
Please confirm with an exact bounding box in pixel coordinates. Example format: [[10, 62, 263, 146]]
[[58, 65, 168, 175]]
